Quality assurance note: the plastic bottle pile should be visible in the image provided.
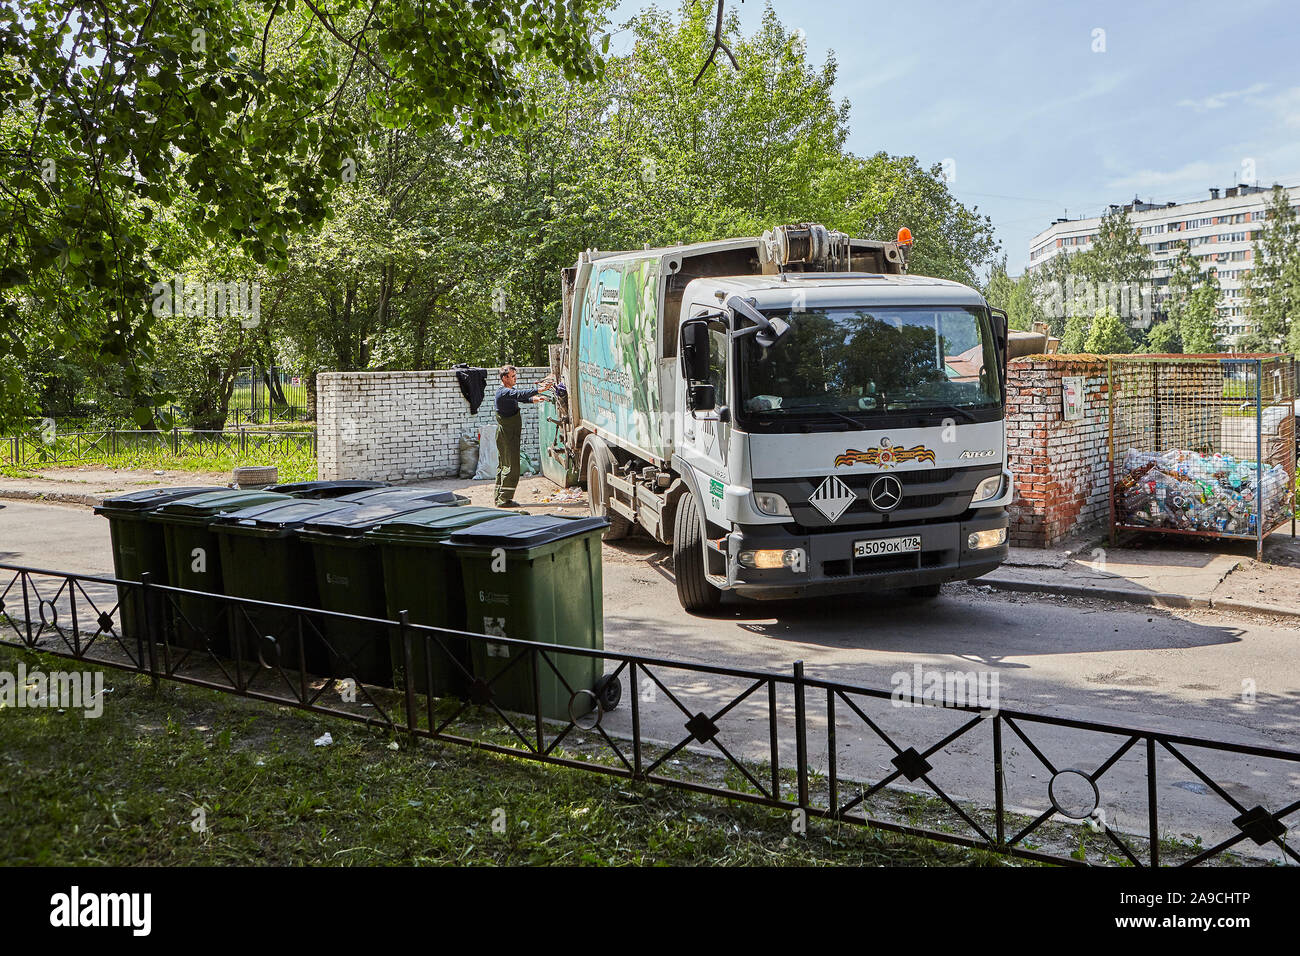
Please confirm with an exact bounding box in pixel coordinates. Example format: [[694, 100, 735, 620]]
[[1115, 448, 1292, 535]]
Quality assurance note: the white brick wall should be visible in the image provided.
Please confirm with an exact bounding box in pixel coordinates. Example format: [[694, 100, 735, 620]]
[[317, 368, 549, 481]]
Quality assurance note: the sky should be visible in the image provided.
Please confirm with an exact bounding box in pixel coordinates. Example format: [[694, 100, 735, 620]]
[[609, 0, 1300, 277]]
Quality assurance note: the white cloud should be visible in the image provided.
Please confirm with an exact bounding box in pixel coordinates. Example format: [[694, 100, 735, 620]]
[[1176, 82, 1269, 112], [1269, 86, 1300, 127], [1106, 160, 1219, 193]]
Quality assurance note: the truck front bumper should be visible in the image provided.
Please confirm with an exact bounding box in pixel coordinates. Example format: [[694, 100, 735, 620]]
[[721, 511, 1008, 599]]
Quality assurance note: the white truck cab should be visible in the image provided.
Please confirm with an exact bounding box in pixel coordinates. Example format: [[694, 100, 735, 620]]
[[544, 225, 1012, 612]]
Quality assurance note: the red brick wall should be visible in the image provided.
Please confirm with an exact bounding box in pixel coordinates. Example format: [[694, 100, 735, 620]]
[[1006, 357, 1112, 547]]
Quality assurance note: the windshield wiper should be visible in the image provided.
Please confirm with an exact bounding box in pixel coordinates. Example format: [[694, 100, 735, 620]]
[[901, 401, 983, 423], [750, 408, 868, 430]]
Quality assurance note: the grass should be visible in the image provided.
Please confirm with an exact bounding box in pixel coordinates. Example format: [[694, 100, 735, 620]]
[[80, 444, 318, 484], [1, 432, 317, 483], [0, 647, 1006, 867]]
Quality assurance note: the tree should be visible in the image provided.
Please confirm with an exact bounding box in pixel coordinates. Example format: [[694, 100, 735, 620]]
[[1243, 186, 1298, 350], [1142, 321, 1181, 354], [1060, 312, 1090, 354], [1083, 308, 1134, 354], [1182, 272, 1222, 354], [0, 0, 605, 431], [984, 257, 1040, 331]]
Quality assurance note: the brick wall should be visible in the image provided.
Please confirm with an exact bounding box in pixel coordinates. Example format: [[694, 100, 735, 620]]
[[1006, 357, 1112, 548], [317, 368, 548, 482]]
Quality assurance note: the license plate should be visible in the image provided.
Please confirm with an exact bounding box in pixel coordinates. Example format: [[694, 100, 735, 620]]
[[854, 535, 921, 557]]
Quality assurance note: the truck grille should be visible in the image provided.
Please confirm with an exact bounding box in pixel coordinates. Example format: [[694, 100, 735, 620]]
[[754, 464, 1001, 532]]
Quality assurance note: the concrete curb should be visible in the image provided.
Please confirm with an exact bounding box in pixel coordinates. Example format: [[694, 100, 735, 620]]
[[0, 490, 103, 508], [978, 574, 1300, 622]]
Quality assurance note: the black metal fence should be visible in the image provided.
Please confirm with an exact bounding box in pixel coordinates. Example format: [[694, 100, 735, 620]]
[[230, 367, 311, 425], [1, 428, 316, 468], [1, 562, 1296, 868]]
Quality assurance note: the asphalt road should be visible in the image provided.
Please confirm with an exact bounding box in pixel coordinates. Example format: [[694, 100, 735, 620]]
[[3, 499, 1299, 863]]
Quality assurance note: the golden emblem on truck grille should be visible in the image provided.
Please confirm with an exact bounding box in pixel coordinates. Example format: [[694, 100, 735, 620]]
[[835, 437, 935, 469]]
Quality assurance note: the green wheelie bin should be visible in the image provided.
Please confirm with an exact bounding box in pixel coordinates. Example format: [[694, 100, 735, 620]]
[[94, 486, 223, 639], [297, 497, 470, 685], [444, 513, 619, 722], [364, 506, 508, 698], [263, 480, 390, 499], [334, 487, 469, 507], [211, 498, 357, 677], [153, 489, 293, 653]]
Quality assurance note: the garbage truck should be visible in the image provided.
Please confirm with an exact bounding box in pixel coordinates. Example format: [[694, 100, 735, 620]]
[[540, 223, 1014, 612]]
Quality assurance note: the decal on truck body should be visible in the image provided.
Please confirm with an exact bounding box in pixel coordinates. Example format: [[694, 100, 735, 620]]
[[576, 259, 665, 459]]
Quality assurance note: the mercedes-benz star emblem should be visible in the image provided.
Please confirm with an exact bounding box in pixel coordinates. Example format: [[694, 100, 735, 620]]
[[868, 474, 903, 512]]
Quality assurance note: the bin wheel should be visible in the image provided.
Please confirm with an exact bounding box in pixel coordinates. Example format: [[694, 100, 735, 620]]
[[583, 438, 631, 541], [594, 674, 622, 712]]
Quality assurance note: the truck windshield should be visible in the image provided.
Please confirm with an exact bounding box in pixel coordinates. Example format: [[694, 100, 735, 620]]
[[737, 305, 1001, 426]]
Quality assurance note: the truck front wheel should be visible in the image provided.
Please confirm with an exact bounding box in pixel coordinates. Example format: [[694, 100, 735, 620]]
[[584, 438, 632, 541], [673, 492, 722, 613]]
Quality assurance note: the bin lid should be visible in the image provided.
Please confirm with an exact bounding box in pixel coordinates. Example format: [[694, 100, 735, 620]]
[[219, 498, 357, 530], [263, 480, 391, 498], [334, 487, 469, 507], [298, 499, 465, 535], [445, 513, 608, 550], [364, 506, 509, 543], [94, 485, 224, 514], [153, 489, 292, 517]]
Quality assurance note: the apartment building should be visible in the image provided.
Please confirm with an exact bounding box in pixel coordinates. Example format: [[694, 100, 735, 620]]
[[1027, 183, 1297, 345]]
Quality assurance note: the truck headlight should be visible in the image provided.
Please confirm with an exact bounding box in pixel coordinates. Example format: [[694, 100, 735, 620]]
[[737, 548, 806, 570], [971, 476, 1002, 503], [752, 492, 792, 517], [967, 528, 1007, 550]]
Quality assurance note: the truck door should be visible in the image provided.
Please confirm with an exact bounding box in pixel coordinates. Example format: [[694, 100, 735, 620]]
[[679, 323, 730, 525]]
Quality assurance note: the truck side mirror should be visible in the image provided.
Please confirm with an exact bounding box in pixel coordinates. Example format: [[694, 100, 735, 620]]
[[988, 307, 1009, 403], [681, 319, 711, 382], [688, 383, 716, 411], [989, 308, 1009, 369]]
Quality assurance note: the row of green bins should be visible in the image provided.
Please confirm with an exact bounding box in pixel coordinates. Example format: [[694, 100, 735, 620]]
[[335, 487, 468, 507], [366, 506, 509, 696], [151, 489, 294, 651], [296, 497, 481, 683], [94, 486, 225, 638], [444, 514, 613, 721], [264, 480, 390, 499], [212, 498, 359, 673]]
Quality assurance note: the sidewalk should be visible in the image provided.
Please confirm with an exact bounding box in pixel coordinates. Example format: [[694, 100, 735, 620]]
[[981, 529, 1300, 621]]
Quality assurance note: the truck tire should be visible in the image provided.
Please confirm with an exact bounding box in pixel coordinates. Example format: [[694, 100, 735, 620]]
[[584, 438, 632, 541], [673, 491, 722, 613]]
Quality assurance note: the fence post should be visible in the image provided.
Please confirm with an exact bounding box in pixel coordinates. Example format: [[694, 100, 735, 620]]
[[109, 427, 117, 457], [139, 572, 161, 689], [1256, 357, 1264, 562], [171, 425, 180, 456], [398, 610, 418, 741], [793, 660, 809, 812]]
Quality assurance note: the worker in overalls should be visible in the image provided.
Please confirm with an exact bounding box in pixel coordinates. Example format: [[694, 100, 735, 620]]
[[494, 365, 553, 507]]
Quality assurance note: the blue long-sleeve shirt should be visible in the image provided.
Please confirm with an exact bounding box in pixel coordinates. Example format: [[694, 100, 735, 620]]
[[495, 384, 538, 418]]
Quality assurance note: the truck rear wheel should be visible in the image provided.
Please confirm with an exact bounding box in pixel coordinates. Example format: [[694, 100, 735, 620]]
[[673, 492, 722, 613], [584, 438, 632, 541]]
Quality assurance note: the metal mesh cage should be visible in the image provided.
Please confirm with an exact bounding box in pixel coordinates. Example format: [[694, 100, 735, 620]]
[[1109, 355, 1297, 559]]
